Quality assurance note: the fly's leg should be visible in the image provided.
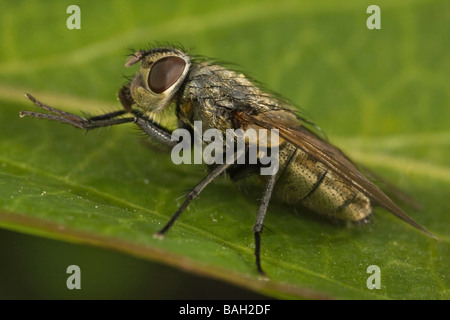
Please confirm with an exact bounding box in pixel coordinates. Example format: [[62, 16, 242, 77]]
[[134, 115, 177, 148], [155, 160, 235, 238], [22, 93, 279, 274], [21, 93, 135, 129], [253, 173, 276, 275], [22, 93, 229, 239], [21, 93, 176, 148]]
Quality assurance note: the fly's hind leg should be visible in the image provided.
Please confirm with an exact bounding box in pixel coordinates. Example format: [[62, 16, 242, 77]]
[[253, 173, 276, 275]]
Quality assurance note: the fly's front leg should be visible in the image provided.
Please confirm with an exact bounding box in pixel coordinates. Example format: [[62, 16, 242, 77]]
[[21, 93, 136, 129], [133, 113, 178, 148], [22, 93, 177, 150]]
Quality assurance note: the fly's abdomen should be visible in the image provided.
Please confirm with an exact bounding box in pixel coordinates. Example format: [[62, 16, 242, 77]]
[[275, 143, 372, 222]]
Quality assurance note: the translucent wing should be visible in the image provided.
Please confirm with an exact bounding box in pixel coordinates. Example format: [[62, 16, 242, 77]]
[[237, 110, 435, 238]]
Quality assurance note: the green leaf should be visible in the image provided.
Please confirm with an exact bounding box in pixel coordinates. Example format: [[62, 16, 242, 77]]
[[0, 0, 449, 299]]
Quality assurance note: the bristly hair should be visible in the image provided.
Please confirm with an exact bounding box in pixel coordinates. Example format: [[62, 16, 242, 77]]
[[122, 42, 326, 140], [191, 52, 327, 142], [124, 42, 190, 67]]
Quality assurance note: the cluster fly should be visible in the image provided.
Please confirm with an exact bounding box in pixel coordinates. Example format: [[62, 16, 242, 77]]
[[21, 46, 435, 274]]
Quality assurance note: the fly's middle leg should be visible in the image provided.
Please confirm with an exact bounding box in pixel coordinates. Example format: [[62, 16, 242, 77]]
[[154, 152, 238, 237]]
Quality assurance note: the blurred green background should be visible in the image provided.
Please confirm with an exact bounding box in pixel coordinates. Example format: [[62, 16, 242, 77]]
[[0, 0, 449, 299]]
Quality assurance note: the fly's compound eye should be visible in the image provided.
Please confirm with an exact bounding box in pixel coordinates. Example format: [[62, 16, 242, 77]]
[[148, 56, 186, 94]]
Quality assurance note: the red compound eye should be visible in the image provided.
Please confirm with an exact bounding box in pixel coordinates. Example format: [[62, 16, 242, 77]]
[[148, 56, 186, 93]]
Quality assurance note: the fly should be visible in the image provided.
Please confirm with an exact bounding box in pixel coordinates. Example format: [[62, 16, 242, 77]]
[[20, 46, 435, 274]]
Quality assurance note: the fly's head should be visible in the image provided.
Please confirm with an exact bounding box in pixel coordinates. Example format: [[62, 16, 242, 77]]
[[123, 47, 191, 114]]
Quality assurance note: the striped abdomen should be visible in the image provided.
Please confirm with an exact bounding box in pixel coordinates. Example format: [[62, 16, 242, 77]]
[[274, 142, 372, 222]]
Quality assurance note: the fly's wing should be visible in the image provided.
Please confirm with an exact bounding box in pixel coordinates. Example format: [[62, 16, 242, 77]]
[[238, 111, 435, 238], [358, 165, 424, 211]]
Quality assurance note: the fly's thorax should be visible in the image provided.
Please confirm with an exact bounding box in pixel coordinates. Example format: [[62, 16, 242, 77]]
[[177, 62, 289, 145], [179, 62, 269, 128], [275, 142, 372, 222], [126, 48, 191, 115]]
